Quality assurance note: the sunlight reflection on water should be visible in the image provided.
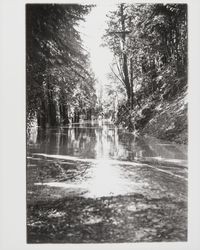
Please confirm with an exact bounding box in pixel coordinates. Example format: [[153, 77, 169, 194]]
[[28, 123, 187, 198], [84, 159, 131, 197]]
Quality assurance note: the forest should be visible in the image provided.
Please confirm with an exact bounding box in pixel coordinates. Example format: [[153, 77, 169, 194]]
[[26, 3, 188, 243], [27, 3, 187, 143], [26, 4, 97, 128]]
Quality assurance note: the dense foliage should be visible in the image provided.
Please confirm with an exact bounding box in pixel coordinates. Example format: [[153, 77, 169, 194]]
[[103, 4, 187, 133], [26, 4, 97, 128]]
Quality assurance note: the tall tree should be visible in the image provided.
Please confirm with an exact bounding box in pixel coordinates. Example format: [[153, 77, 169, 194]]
[[26, 4, 96, 128], [103, 3, 187, 129], [103, 4, 135, 109]]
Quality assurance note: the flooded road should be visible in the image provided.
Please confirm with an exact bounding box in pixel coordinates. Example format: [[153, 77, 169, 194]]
[[27, 123, 187, 243]]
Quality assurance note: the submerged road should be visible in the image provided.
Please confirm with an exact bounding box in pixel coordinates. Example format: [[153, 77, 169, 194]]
[[27, 123, 187, 243]]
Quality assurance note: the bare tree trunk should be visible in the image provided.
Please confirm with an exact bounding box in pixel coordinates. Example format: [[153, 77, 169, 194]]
[[120, 4, 132, 108], [129, 57, 134, 109]]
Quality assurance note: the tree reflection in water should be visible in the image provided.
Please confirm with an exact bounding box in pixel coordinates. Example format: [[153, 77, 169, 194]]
[[27, 123, 187, 243], [27, 123, 187, 199]]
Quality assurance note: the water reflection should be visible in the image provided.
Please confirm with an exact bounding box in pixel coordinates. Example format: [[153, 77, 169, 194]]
[[27, 122, 187, 164], [85, 160, 130, 197], [27, 123, 187, 198]]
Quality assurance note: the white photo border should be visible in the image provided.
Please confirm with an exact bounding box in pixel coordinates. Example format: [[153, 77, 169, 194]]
[[0, 0, 199, 249]]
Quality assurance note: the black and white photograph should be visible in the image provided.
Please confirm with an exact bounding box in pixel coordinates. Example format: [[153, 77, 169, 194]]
[[26, 2, 188, 243]]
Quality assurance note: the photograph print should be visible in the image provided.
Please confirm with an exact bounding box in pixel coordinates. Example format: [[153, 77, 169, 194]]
[[26, 2, 188, 243]]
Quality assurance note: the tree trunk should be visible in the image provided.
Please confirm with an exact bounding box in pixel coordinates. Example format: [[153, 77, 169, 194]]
[[120, 4, 132, 109], [47, 92, 57, 126], [60, 104, 69, 125], [129, 57, 134, 109], [37, 100, 47, 128]]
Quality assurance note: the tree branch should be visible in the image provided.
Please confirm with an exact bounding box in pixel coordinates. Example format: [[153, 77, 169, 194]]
[[109, 64, 126, 87]]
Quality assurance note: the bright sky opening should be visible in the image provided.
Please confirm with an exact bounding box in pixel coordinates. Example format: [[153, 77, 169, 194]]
[[79, 4, 116, 94]]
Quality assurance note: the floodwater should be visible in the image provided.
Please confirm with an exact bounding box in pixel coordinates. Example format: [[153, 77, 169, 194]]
[[27, 122, 187, 243]]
